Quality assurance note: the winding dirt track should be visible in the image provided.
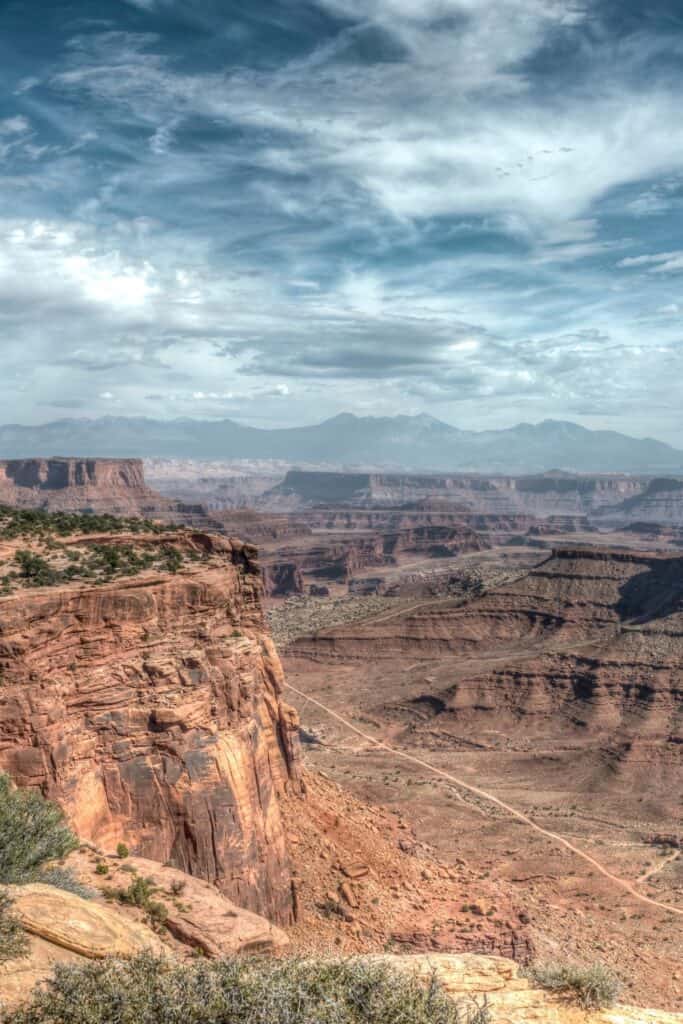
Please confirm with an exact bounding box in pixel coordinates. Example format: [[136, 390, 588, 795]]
[[285, 680, 683, 918]]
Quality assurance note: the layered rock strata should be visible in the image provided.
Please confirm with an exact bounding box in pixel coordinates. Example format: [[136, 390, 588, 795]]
[[0, 532, 300, 923]]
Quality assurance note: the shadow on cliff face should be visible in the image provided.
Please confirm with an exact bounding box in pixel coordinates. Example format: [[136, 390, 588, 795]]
[[615, 556, 683, 626]]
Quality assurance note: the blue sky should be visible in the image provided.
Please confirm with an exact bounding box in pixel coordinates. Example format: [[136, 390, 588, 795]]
[[1, 0, 683, 441]]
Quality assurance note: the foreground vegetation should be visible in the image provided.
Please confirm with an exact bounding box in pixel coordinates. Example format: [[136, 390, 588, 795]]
[[3, 954, 491, 1024], [526, 961, 621, 1009]]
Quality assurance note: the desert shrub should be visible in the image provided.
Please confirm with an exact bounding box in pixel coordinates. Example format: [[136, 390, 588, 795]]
[[0, 890, 28, 964], [0, 774, 78, 884], [38, 867, 96, 901], [146, 899, 169, 927], [162, 545, 183, 574], [13, 550, 59, 587], [4, 953, 492, 1024], [116, 842, 129, 859], [117, 875, 155, 908], [526, 961, 621, 1009]]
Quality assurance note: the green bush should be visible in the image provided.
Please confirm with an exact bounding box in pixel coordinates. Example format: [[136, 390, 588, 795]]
[[117, 875, 155, 908], [527, 961, 621, 1009], [13, 550, 59, 587], [116, 842, 129, 859], [0, 774, 78, 884], [0, 890, 28, 964], [4, 953, 492, 1024]]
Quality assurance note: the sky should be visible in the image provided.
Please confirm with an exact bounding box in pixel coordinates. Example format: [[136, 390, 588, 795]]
[[1, 1, 683, 442]]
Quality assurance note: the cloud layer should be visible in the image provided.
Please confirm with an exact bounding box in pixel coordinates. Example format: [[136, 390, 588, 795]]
[[1, 0, 682, 440]]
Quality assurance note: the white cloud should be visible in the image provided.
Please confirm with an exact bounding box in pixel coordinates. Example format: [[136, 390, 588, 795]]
[[0, 116, 30, 135], [618, 251, 683, 273]]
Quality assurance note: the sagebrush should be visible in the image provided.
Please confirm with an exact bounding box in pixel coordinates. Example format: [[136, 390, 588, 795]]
[[5, 953, 492, 1024], [527, 960, 621, 1009], [37, 867, 96, 901]]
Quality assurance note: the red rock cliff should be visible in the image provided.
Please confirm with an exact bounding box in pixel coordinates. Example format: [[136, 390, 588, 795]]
[[0, 533, 300, 924]]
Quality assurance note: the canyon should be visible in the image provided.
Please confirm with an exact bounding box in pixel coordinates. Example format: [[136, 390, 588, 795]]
[[279, 545, 683, 1006], [1, 458, 682, 1016]]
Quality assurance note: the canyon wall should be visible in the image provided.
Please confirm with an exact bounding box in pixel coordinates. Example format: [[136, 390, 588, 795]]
[[0, 533, 301, 923]]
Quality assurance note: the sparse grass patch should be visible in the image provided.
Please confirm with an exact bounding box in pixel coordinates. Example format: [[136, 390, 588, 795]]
[[3, 953, 492, 1024], [526, 961, 621, 1009], [38, 867, 96, 901]]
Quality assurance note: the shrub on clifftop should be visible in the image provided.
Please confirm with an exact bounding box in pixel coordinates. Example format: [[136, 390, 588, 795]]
[[0, 774, 77, 885]]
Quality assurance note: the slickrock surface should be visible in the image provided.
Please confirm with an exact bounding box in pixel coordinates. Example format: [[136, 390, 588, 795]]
[[0, 531, 301, 923], [0, 884, 165, 1012], [383, 954, 683, 1024], [6, 883, 167, 958]]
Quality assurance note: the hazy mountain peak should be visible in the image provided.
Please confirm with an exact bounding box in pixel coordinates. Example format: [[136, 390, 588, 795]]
[[0, 414, 681, 474]]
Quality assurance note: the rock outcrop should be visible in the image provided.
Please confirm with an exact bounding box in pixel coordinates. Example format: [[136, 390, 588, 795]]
[[66, 849, 290, 955], [0, 531, 301, 923], [6, 883, 167, 959], [0, 885, 165, 1012]]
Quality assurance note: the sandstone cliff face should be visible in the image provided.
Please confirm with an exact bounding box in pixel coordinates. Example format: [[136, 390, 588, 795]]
[[0, 457, 173, 516], [0, 533, 300, 924]]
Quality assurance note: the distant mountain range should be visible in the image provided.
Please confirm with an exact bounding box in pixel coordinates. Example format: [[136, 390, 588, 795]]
[[0, 414, 681, 475]]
